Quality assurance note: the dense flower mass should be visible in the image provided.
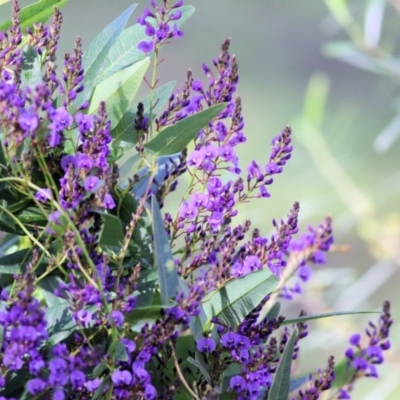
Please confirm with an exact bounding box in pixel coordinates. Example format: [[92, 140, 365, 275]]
[[0, 0, 393, 399]]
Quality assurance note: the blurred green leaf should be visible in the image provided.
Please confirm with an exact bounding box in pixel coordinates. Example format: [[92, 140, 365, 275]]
[[38, 275, 65, 307], [0, 0, 10, 6], [0, 0, 69, 32], [0, 249, 30, 274], [282, 310, 379, 326], [324, 0, 354, 26], [125, 305, 166, 325], [332, 355, 357, 388], [152, 196, 178, 304], [141, 81, 176, 121], [98, 212, 124, 249], [145, 103, 227, 156], [201, 269, 279, 331], [266, 302, 281, 319], [289, 375, 308, 394], [71, 4, 137, 112], [20, 45, 42, 88], [118, 153, 141, 181], [89, 57, 150, 129], [268, 328, 298, 400]]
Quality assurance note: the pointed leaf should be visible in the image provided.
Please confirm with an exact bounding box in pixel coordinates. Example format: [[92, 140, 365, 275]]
[[201, 268, 279, 331], [125, 305, 167, 325], [95, 4, 195, 84], [98, 212, 124, 249], [268, 328, 298, 400], [0, 0, 70, 32], [111, 81, 176, 154], [151, 196, 178, 304], [20, 45, 42, 88], [45, 299, 76, 344], [71, 4, 137, 112], [38, 275, 65, 307], [89, 57, 150, 128], [282, 310, 379, 326], [266, 302, 281, 320], [118, 153, 141, 182], [0, 249, 30, 274], [144, 103, 227, 156]]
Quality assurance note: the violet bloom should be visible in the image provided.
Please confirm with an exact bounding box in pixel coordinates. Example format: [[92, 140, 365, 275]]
[[61, 155, 77, 171], [84, 175, 100, 192], [231, 261, 250, 278], [230, 375, 246, 392], [75, 113, 94, 133], [138, 40, 154, 54], [179, 202, 198, 220], [112, 370, 132, 386], [109, 310, 124, 327], [144, 384, 157, 400], [74, 309, 92, 327], [197, 337, 216, 353], [18, 111, 39, 134], [27, 378, 46, 395], [35, 188, 52, 202], [70, 370, 86, 389], [243, 255, 261, 272]]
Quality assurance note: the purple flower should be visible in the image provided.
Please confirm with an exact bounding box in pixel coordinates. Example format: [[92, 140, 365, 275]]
[[18, 111, 39, 133], [49, 357, 67, 374], [70, 370, 86, 389], [231, 261, 250, 278], [84, 175, 100, 192], [61, 155, 78, 171], [298, 264, 312, 282], [138, 40, 154, 54], [103, 193, 116, 209], [53, 389, 65, 400], [197, 338, 216, 353], [77, 154, 94, 170], [86, 378, 102, 392], [221, 332, 240, 349], [75, 113, 94, 133], [109, 310, 124, 327], [112, 370, 132, 386], [144, 384, 157, 400], [179, 202, 198, 220], [74, 309, 92, 327], [230, 375, 246, 392], [27, 378, 46, 395], [35, 188, 52, 202], [243, 255, 261, 271], [349, 333, 361, 346]]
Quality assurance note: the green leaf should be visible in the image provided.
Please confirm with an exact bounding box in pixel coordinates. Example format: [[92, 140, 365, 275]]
[[16, 206, 47, 225], [140, 80, 176, 121], [111, 81, 176, 154], [118, 153, 141, 182], [332, 355, 357, 388], [92, 376, 111, 400], [95, 4, 194, 85], [188, 352, 211, 384], [95, 24, 147, 85], [289, 376, 308, 393], [71, 4, 137, 112], [266, 302, 281, 320], [89, 57, 150, 129], [0, 0, 10, 6], [282, 310, 379, 326], [125, 305, 166, 325], [135, 270, 158, 308], [98, 212, 125, 249], [20, 45, 42, 88], [0, 0, 69, 32], [0, 249, 30, 274], [45, 299, 76, 344], [151, 196, 178, 305], [38, 275, 65, 307], [268, 328, 298, 400], [201, 268, 279, 331], [144, 103, 227, 156]]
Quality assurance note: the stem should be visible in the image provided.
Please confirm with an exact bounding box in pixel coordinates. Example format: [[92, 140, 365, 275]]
[[170, 340, 201, 400]]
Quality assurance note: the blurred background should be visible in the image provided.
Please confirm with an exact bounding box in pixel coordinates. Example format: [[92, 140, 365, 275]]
[[5, 0, 400, 398]]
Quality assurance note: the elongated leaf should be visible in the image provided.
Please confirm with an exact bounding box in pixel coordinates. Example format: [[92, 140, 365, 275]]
[[282, 310, 379, 326], [135, 270, 158, 307], [266, 302, 281, 319], [140, 80, 176, 121], [0, 0, 69, 32], [89, 57, 150, 128], [98, 212, 124, 249], [38, 275, 65, 307], [268, 328, 298, 400], [332, 355, 357, 388], [92, 376, 111, 400], [95, 4, 195, 85], [151, 196, 177, 304], [111, 81, 176, 154], [131, 153, 181, 197], [118, 153, 141, 182], [289, 376, 308, 393], [20, 45, 42, 88], [125, 305, 167, 325], [0, 0, 10, 6], [95, 24, 147, 85], [71, 4, 137, 112], [144, 103, 227, 156], [45, 299, 76, 344], [201, 268, 279, 331], [0, 249, 30, 274]]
